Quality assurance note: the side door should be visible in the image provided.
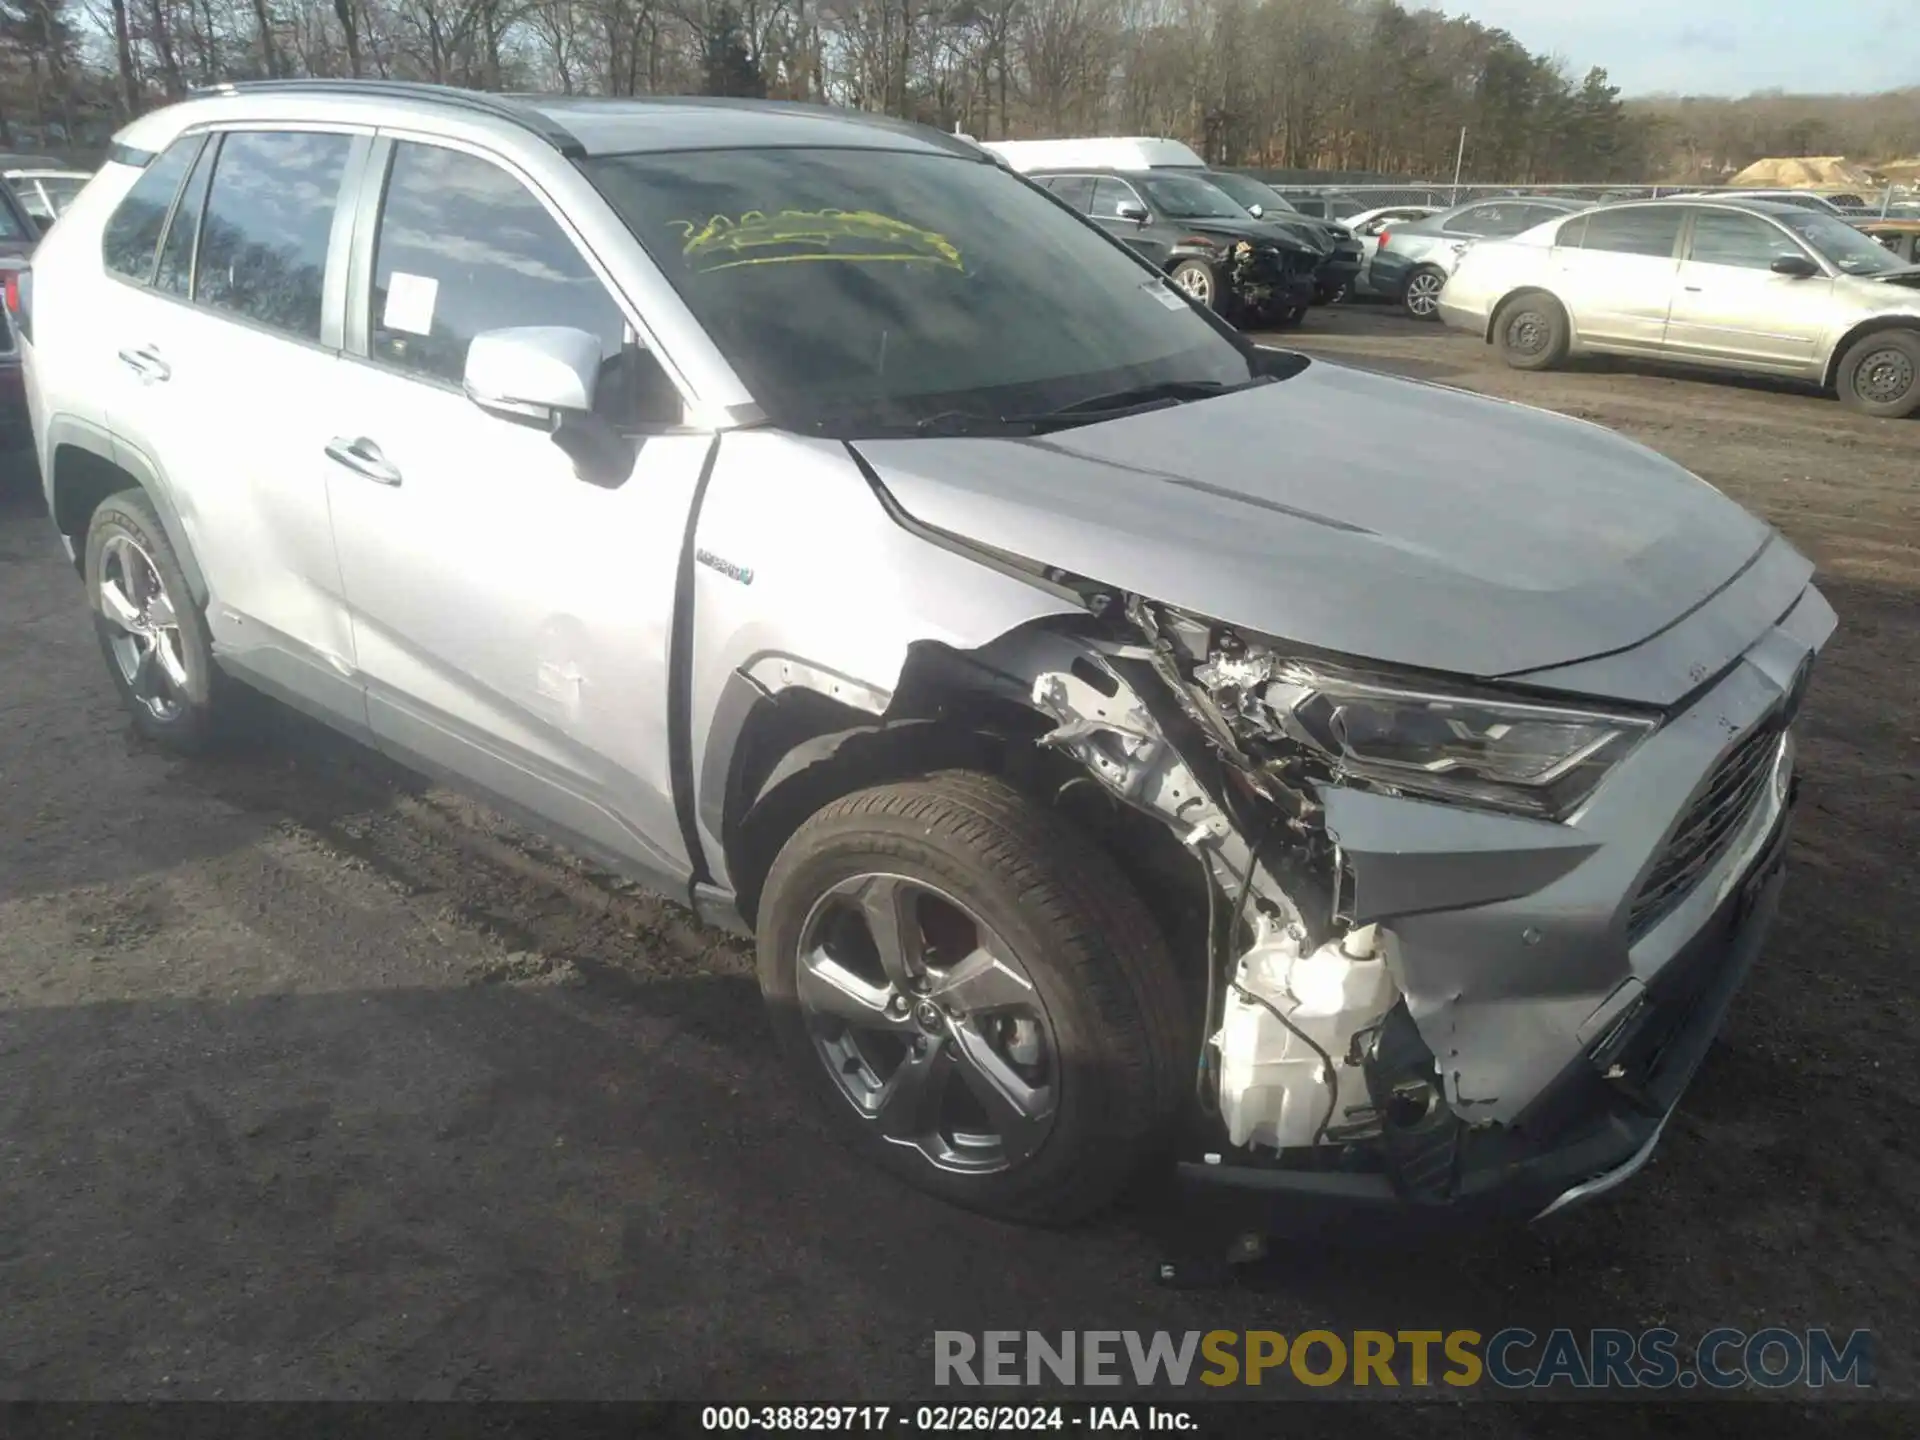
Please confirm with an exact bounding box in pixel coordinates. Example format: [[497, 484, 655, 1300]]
[[104, 126, 372, 726], [1547, 204, 1685, 351], [1037, 174, 1095, 218], [1663, 209, 1835, 374], [98, 133, 206, 473], [323, 134, 711, 891], [1089, 177, 1168, 266]]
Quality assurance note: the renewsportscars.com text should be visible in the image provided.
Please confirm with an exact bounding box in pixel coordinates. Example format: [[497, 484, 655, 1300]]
[[933, 1328, 1873, 1391]]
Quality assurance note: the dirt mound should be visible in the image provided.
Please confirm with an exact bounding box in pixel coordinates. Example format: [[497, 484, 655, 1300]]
[[1727, 155, 1879, 189]]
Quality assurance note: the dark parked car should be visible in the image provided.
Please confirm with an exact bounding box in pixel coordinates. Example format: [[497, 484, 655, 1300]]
[[1, 175, 41, 452], [1028, 167, 1320, 326], [1202, 171, 1365, 302]]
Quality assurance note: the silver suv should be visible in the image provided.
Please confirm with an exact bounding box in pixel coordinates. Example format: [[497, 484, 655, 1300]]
[[21, 82, 1835, 1232]]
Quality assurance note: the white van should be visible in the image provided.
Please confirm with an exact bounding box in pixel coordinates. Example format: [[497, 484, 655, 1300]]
[[982, 137, 1208, 173]]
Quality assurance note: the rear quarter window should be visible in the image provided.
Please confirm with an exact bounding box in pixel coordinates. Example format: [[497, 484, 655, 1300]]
[[101, 138, 202, 281]]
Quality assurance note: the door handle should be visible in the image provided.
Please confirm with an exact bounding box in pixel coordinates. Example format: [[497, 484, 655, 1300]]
[[324, 436, 403, 487], [1683, 286, 1703, 293], [117, 345, 171, 382]]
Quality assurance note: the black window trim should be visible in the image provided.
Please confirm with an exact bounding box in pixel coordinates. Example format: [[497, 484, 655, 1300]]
[[1680, 204, 1826, 274], [1034, 172, 1098, 214], [154, 131, 217, 299], [342, 129, 701, 432], [102, 121, 375, 361], [1090, 174, 1149, 220], [1574, 202, 1690, 260], [100, 130, 204, 289]]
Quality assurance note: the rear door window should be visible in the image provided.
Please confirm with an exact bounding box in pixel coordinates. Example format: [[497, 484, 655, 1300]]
[[1579, 206, 1685, 258], [194, 130, 355, 341], [1043, 175, 1095, 213], [102, 137, 203, 282]]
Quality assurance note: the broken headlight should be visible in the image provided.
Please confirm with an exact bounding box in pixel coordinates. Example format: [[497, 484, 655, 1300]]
[[1267, 661, 1657, 820]]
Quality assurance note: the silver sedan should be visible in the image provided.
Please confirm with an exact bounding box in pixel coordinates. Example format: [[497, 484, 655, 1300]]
[[1438, 198, 1920, 418]]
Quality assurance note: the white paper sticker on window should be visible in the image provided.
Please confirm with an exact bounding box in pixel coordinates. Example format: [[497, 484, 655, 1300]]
[[381, 272, 439, 336]]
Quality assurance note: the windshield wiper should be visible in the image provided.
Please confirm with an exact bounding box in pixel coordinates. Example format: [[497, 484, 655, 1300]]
[[1009, 377, 1261, 427]]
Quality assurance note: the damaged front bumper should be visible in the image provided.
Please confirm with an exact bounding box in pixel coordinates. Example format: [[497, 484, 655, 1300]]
[[1174, 793, 1793, 1231], [1011, 567, 1833, 1232], [1163, 580, 1830, 1229]]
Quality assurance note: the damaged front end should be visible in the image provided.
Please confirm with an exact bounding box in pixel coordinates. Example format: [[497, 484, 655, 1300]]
[[1015, 585, 1824, 1225]]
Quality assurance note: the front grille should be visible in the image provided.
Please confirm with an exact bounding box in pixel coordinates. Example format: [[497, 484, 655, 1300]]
[[1627, 718, 1783, 943]]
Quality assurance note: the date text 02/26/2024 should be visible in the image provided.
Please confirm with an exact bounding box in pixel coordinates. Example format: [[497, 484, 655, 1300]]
[[701, 1406, 1197, 1433]]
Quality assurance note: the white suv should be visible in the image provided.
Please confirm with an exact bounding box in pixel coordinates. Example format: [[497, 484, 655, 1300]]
[[21, 81, 1834, 1236]]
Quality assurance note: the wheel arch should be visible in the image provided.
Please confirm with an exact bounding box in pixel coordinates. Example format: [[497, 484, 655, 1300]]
[[45, 422, 209, 605], [1822, 316, 1920, 392], [712, 624, 1211, 966], [713, 629, 1071, 928], [1484, 285, 1572, 344]]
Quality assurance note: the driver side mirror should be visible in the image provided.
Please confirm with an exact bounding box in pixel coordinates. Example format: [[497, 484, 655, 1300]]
[[1246, 203, 1265, 219], [1115, 201, 1150, 224], [1770, 254, 1821, 279], [463, 326, 633, 488]]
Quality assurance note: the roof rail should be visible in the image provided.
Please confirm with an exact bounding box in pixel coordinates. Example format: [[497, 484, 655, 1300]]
[[187, 79, 586, 158]]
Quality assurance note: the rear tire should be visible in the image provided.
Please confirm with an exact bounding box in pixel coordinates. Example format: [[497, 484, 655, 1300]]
[[1493, 292, 1571, 371], [756, 772, 1189, 1226], [83, 489, 231, 752], [1835, 329, 1920, 419], [1402, 265, 1447, 321]]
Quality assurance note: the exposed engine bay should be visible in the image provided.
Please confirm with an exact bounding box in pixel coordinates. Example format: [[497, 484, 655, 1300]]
[[999, 573, 1809, 1208], [1020, 597, 1421, 1166]]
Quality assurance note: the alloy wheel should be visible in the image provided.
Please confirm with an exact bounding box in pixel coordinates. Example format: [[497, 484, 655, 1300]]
[[794, 873, 1058, 1175], [1405, 271, 1443, 317], [1174, 266, 1212, 306], [97, 534, 188, 722], [1855, 345, 1916, 407]]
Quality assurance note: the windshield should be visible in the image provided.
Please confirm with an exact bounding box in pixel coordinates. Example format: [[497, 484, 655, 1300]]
[[1204, 172, 1296, 215], [1137, 173, 1247, 220], [1781, 211, 1910, 275], [585, 147, 1257, 436]]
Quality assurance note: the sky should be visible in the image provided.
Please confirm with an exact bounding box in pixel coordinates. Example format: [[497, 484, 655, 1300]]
[[1446, 1, 1920, 97]]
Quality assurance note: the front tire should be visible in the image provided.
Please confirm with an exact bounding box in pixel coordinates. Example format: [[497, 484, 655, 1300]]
[[1168, 259, 1219, 311], [756, 772, 1188, 1225], [1836, 329, 1920, 419], [83, 489, 229, 752], [1493, 292, 1571, 371], [1402, 265, 1447, 321]]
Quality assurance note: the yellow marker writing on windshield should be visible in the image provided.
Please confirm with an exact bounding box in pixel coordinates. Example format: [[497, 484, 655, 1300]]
[[671, 209, 964, 272]]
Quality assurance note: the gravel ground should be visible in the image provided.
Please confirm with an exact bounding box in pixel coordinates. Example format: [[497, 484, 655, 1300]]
[[0, 307, 1912, 1419]]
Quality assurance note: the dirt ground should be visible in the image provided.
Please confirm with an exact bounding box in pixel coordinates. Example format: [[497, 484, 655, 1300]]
[[0, 307, 1914, 1416]]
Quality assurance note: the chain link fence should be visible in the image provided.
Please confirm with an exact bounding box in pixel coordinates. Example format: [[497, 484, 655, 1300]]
[[1233, 175, 1919, 219]]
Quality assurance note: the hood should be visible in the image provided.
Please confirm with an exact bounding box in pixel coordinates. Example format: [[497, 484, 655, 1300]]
[[1180, 215, 1316, 254], [1260, 217, 1335, 255], [854, 361, 1777, 686]]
